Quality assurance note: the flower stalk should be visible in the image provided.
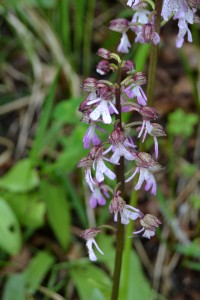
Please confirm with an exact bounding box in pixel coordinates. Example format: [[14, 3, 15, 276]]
[[111, 63, 125, 300]]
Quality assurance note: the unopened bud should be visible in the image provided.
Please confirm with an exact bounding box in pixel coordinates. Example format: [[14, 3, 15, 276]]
[[140, 214, 161, 231], [80, 228, 101, 240], [97, 48, 111, 59], [96, 60, 111, 75], [123, 60, 136, 73], [81, 78, 97, 91], [109, 18, 129, 33]]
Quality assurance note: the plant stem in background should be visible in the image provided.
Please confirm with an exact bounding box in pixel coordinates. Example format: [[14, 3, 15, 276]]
[[147, 0, 162, 105], [83, 0, 96, 75], [111, 64, 125, 300]]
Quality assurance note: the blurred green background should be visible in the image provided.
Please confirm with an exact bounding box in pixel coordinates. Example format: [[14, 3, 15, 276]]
[[0, 0, 200, 299]]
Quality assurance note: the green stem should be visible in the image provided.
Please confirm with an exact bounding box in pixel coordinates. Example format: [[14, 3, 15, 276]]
[[121, 189, 138, 299], [147, 0, 162, 105], [110, 64, 125, 300]]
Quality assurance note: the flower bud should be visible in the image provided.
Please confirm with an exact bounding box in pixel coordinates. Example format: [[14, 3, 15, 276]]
[[139, 106, 159, 120], [123, 60, 135, 73], [97, 48, 111, 59], [140, 214, 161, 231], [141, 23, 156, 43], [109, 191, 125, 214], [96, 60, 111, 75], [80, 228, 101, 240], [109, 126, 125, 145], [133, 72, 147, 85], [109, 18, 129, 33], [81, 77, 97, 91]]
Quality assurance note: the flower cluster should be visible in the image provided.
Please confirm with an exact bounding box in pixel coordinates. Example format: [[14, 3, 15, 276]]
[[78, 49, 163, 261], [109, 0, 200, 51]]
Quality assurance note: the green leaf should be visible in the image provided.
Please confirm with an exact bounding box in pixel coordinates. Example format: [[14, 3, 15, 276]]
[[175, 240, 200, 258], [8, 0, 57, 8], [0, 159, 39, 193], [30, 69, 60, 164], [0, 198, 21, 255], [2, 274, 26, 300], [120, 250, 152, 300], [69, 262, 112, 300], [40, 180, 71, 250], [44, 126, 86, 174], [25, 251, 55, 294], [168, 109, 198, 138], [5, 192, 46, 229], [53, 98, 83, 124]]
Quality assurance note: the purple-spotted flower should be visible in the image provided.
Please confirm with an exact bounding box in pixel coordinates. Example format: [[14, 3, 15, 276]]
[[133, 214, 161, 239], [103, 125, 136, 164], [137, 122, 166, 158], [126, 152, 162, 195], [89, 144, 116, 183], [161, 0, 196, 47], [81, 228, 104, 261], [124, 72, 147, 106], [109, 191, 143, 224], [89, 182, 110, 208], [109, 19, 131, 53], [87, 86, 118, 124], [135, 23, 160, 45]]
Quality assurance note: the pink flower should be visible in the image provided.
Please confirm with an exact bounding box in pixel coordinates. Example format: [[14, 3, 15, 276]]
[[126, 152, 162, 195], [83, 124, 101, 149], [89, 145, 116, 183], [81, 228, 104, 261], [89, 182, 110, 208], [133, 214, 161, 239], [87, 86, 118, 124], [124, 83, 147, 106], [103, 126, 136, 164], [109, 190, 143, 225]]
